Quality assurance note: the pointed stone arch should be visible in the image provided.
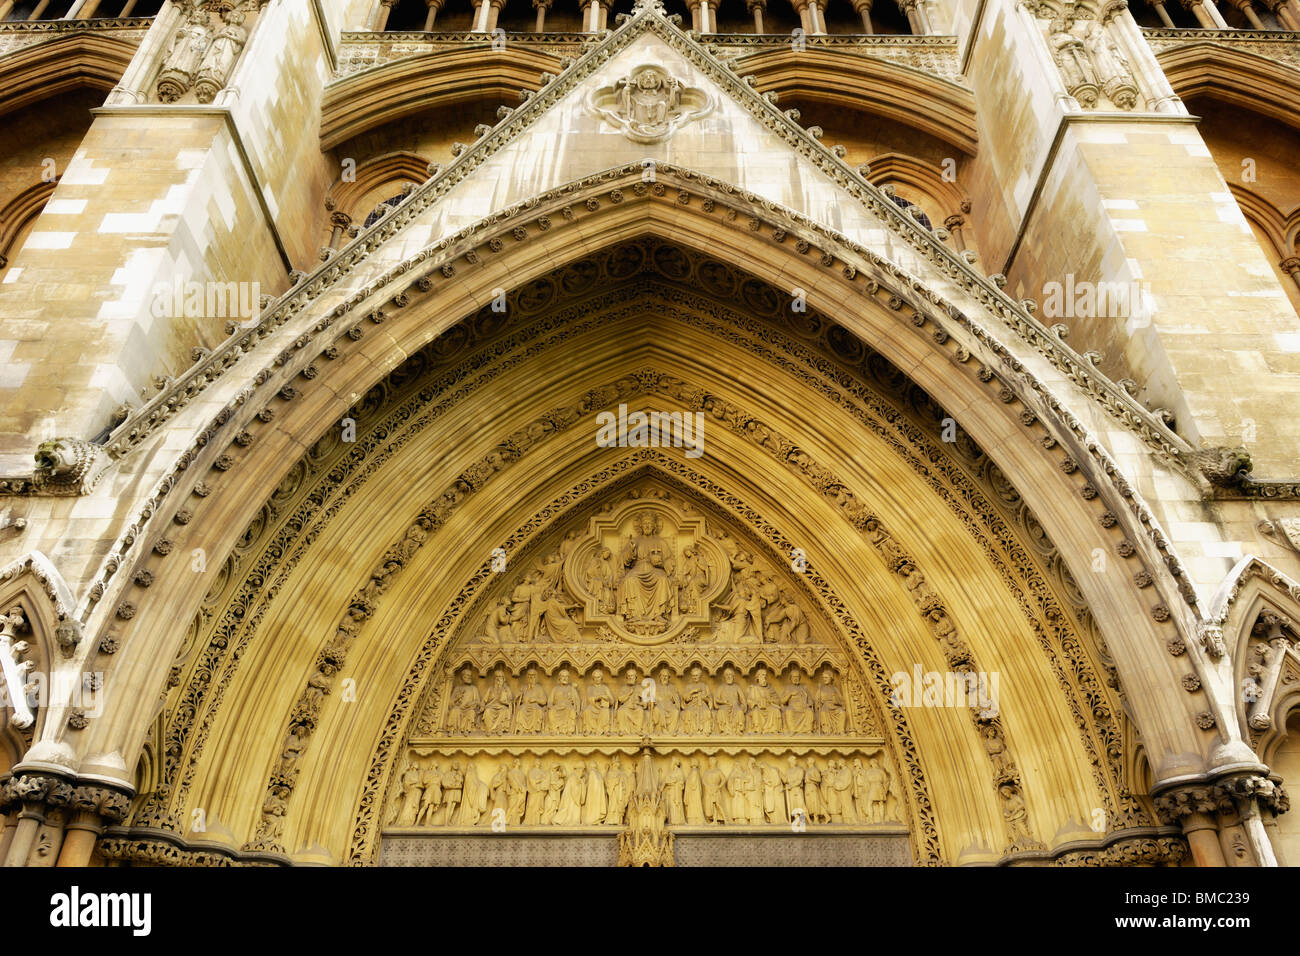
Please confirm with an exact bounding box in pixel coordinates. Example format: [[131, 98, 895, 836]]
[[77, 168, 1216, 829]]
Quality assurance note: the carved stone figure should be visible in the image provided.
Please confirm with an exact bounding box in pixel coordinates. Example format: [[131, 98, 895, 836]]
[[482, 666, 513, 734], [782, 755, 806, 821], [489, 763, 509, 818], [442, 761, 464, 824], [765, 590, 809, 644], [393, 761, 423, 826], [783, 669, 815, 734], [584, 546, 617, 613], [542, 764, 564, 824], [760, 760, 786, 823], [156, 5, 211, 103], [681, 666, 713, 734], [615, 666, 647, 735], [458, 764, 489, 825], [586, 64, 714, 144], [684, 759, 705, 824], [515, 667, 547, 734], [1082, 20, 1138, 109], [446, 668, 482, 734], [617, 512, 676, 629], [746, 667, 783, 734], [650, 666, 681, 734], [506, 757, 527, 825], [821, 759, 842, 822], [526, 575, 582, 643], [805, 759, 826, 824], [524, 759, 548, 825], [582, 759, 607, 825], [713, 666, 747, 735], [1048, 14, 1099, 108], [726, 759, 755, 824], [583, 668, 614, 735], [814, 670, 847, 735], [676, 545, 710, 612], [547, 668, 581, 734], [663, 757, 687, 825], [482, 598, 514, 644], [604, 756, 631, 825], [192, 5, 249, 104], [416, 761, 442, 826], [702, 756, 729, 824], [832, 759, 855, 823], [555, 764, 586, 825]]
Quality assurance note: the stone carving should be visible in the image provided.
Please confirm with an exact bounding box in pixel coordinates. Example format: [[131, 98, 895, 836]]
[[1045, 8, 1138, 111], [156, 2, 212, 103], [31, 439, 109, 496], [192, 5, 250, 103], [156, 0, 258, 104], [586, 64, 713, 143], [429, 661, 860, 738], [385, 746, 902, 832]]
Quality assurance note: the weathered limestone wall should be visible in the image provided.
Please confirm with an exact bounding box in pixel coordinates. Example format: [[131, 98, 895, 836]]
[[955, 0, 1300, 479], [0, 0, 338, 473]]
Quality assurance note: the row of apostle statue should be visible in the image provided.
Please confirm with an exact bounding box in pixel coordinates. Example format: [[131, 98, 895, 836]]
[[442, 664, 850, 736], [390, 752, 899, 827]]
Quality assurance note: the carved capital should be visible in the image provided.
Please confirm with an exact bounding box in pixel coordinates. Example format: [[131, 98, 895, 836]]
[[1281, 256, 1300, 276], [1153, 784, 1217, 824]]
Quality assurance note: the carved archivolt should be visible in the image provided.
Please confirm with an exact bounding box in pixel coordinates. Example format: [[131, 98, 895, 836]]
[[114, 240, 1166, 867]]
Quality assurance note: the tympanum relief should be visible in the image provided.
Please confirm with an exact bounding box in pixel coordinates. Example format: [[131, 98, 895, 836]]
[[386, 489, 902, 836]]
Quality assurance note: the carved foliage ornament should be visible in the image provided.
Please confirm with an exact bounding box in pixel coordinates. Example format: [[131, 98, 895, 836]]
[[586, 64, 714, 144]]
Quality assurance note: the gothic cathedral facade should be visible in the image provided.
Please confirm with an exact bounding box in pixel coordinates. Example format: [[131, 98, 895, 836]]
[[0, 0, 1299, 868]]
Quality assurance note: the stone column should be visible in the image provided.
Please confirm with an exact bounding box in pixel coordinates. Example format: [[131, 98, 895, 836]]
[[1214, 775, 1286, 868], [1283, 257, 1300, 293], [944, 213, 968, 252], [532, 0, 551, 31], [3, 774, 71, 868], [851, 0, 874, 31], [1179, 0, 1228, 26], [120, 0, 139, 14], [485, 0, 506, 30], [747, 0, 767, 31], [76, 0, 104, 18], [56, 786, 132, 867], [0, 1, 16, 21], [1154, 786, 1226, 867], [424, 0, 444, 29], [0, 779, 19, 863], [900, 0, 932, 32], [27, 0, 53, 19], [1262, 0, 1300, 29], [1225, 0, 1267, 26], [1147, 0, 1177, 25], [472, 0, 492, 31], [372, 0, 399, 31]]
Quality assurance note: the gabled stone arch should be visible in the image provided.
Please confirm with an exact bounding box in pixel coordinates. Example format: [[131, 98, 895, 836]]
[[0, 33, 136, 118], [73, 168, 1217, 831], [81, 232, 1215, 867], [1157, 43, 1300, 133], [1208, 557, 1300, 755]]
